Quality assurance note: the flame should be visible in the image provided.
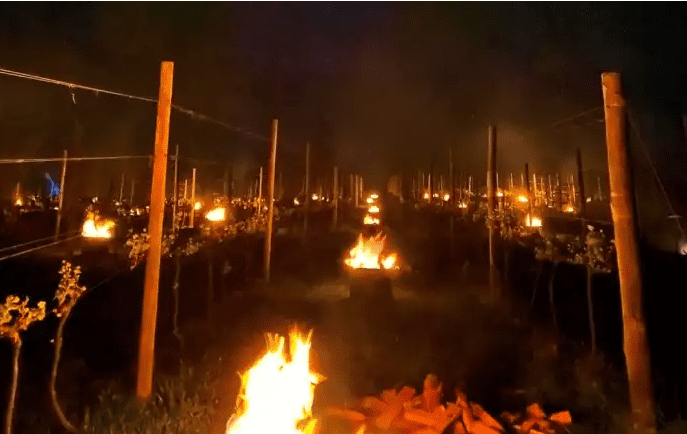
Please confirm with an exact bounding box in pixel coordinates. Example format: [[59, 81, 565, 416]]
[[563, 204, 575, 213], [14, 198, 22, 206], [517, 195, 529, 203], [526, 214, 542, 228], [344, 233, 399, 270], [368, 205, 380, 214], [443, 193, 450, 202], [293, 198, 300, 205], [497, 191, 504, 198], [370, 193, 378, 200], [206, 207, 227, 222], [82, 213, 115, 239], [311, 194, 319, 201], [366, 197, 374, 204], [363, 214, 380, 225], [423, 192, 430, 200], [194, 201, 203, 210], [226, 330, 322, 434], [458, 202, 467, 209]]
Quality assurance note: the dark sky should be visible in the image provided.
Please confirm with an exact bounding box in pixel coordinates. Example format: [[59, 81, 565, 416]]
[[1, 2, 687, 218]]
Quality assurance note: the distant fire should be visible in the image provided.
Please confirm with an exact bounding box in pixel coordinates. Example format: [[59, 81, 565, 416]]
[[423, 192, 430, 200], [311, 194, 319, 201], [14, 198, 22, 207], [82, 212, 115, 239], [458, 202, 468, 209], [366, 197, 374, 204], [563, 204, 575, 213], [206, 207, 227, 222], [368, 205, 380, 214], [194, 201, 203, 211], [517, 195, 529, 203], [344, 233, 399, 270], [527, 214, 542, 228], [226, 329, 322, 434], [443, 193, 450, 202], [363, 214, 380, 225], [370, 193, 378, 200]]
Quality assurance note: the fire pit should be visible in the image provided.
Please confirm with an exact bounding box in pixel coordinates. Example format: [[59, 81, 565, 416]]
[[342, 232, 401, 302]]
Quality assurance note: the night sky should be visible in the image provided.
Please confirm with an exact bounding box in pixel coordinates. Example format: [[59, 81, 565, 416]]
[[1, 2, 687, 240]]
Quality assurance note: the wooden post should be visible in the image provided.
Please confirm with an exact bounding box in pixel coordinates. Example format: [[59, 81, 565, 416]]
[[190, 168, 197, 228], [223, 166, 229, 198], [303, 142, 310, 242], [577, 149, 587, 215], [487, 125, 498, 299], [525, 163, 532, 218], [349, 173, 354, 201], [119, 173, 125, 204], [354, 174, 359, 207], [172, 145, 179, 232], [130, 179, 136, 205], [258, 166, 263, 200], [183, 179, 188, 200], [54, 150, 68, 240], [332, 166, 339, 229], [264, 119, 278, 283], [136, 61, 173, 401], [602, 71, 656, 433]]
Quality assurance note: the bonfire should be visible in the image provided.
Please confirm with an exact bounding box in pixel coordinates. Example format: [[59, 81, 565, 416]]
[[226, 330, 323, 434], [82, 212, 115, 239], [344, 233, 399, 271]]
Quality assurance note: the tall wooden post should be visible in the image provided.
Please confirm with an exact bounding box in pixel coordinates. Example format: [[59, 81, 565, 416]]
[[332, 166, 339, 229], [303, 142, 311, 242], [577, 149, 586, 215], [487, 125, 498, 299], [119, 173, 125, 204], [223, 166, 229, 198], [183, 179, 188, 200], [525, 163, 532, 219], [258, 166, 264, 200], [354, 174, 359, 207], [130, 179, 136, 205], [54, 150, 68, 240], [264, 119, 278, 283], [137, 61, 173, 401], [602, 71, 655, 433], [172, 145, 179, 232], [190, 168, 197, 228]]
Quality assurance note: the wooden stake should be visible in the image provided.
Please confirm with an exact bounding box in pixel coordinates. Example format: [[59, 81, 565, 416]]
[[332, 166, 338, 229], [54, 150, 67, 240], [137, 61, 173, 401], [264, 119, 278, 283], [602, 71, 655, 433], [487, 125, 498, 300], [577, 149, 586, 215], [172, 145, 179, 232], [304, 142, 310, 242], [190, 168, 197, 228]]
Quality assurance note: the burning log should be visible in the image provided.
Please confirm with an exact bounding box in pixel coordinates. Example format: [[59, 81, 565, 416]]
[[81, 211, 115, 239], [326, 375, 572, 434]]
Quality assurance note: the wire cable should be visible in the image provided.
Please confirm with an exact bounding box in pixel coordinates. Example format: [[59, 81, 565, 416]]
[[627, 109, 686, 240], [0, 66, 269, 142], [0, 234, 82, 263], [0, 230, 80, 254], [0, 155, 151, 164]]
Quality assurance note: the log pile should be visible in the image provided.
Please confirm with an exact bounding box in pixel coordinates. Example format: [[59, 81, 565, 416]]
[[325, 374, 572, 434]]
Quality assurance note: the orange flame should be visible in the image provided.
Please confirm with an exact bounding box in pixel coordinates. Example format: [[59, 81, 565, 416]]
[[363, 214, 380, 225], [344, 233, 398, 270], [82, 212, 115, 238], [206, 207, 227, 222], [226, 330, 322, 434]]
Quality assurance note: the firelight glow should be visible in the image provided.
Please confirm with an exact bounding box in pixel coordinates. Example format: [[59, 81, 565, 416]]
[[517, 195, 528, 203], [225, 330, 321, 434], [194, 201, 203, 210], [443, 193, 450, 202], [368, 205, 380, 214], [366, 197, 374, 204], [370, 193, 378, 200], [364, 213, 380, 225], [563, 204, 575, 213], [82, 213, 115, 239], [527, 215, 542, 228], [344, 233, 398, 270], [205, 207, 227, 222]]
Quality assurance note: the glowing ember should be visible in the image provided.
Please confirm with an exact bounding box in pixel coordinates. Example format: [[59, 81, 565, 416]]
[[443, 193, 450, 202], [194, 201, 203, 210], [14, 198, 22, 206], [206, 207, 227, 222], [311, 194, 319, 201], [363, 214, 380, 225], [423, 192, 430, 200], [82, 213, 115, 239], [517, 195, 529, 203], [526, 214, 542, 228], [294, 198, 300, 205], [458, 202, 468, 209], [226, 330, 321, 434], [344, 233, 398, 270]]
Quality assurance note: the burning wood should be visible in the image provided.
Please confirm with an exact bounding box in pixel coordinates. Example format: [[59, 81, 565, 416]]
[[81, 211, 115, 239], [206, 207, 227, 222], [368, 205, 380, 214], [364, 214, 380, 226], [226, 330, 323, 434], [344, 233, 399, 270], [326, 374, 572, 434]]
